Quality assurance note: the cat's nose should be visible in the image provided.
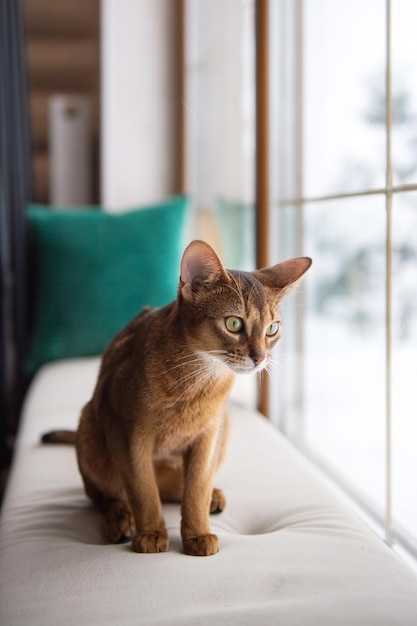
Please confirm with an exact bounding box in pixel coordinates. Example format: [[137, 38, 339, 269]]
[[250, 352, 265, 367]]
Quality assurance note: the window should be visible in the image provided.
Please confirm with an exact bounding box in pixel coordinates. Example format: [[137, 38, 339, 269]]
[[185, 0, 256, 271], [270, 0, 417, 561]]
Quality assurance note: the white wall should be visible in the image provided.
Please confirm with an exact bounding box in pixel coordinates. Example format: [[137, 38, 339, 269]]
[[101, 0, 178, 211]]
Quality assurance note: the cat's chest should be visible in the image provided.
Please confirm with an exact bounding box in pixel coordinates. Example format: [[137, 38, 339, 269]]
[[152, 393, 227, 454], [126, 363, 234, 454]]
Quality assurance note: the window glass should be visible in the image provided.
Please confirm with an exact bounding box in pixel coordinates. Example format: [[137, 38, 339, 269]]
[[304, 0, 386, 197], [271, 0, 417, 558], [270, 0, 299, 205], [392, 192, 417, 543], [392, 0, 417, 187], [303, 196, 386, 510], [270, 205, 304, 436]]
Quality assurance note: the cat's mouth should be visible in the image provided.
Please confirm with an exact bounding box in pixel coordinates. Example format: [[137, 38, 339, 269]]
[[224, 356, 267, 374], [201, 350, 267, 374]]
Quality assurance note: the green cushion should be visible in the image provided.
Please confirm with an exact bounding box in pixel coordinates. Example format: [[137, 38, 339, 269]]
[[214, 199, 255, 271], [27, 197, 189, 372]]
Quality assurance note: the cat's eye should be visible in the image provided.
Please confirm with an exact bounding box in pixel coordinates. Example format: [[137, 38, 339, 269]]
[[266, 322, 280, 337], [225, 316, 243, 333]]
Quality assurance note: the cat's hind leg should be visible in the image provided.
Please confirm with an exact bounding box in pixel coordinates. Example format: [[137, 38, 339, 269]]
[[83, 479, 136, 543], [103, 501, 135, 543], [76, 402, 135, 543], [210, 488, 226, 514], [209, 409, 229, 514], [77, 402, 169, 552]]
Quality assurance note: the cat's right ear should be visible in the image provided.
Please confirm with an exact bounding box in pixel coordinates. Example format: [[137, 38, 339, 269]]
[[180, 240, 227, 300], [256, 256, 312, 300]]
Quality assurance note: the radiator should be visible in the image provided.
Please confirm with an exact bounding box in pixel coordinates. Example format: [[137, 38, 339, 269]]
[[49, 95, 92, 206]]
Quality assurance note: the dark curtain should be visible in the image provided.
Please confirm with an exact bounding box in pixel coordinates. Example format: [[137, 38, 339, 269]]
[[0, 0, 32, 469]]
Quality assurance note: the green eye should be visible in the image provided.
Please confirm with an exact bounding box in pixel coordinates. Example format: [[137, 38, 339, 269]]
[[225, 316, 243, 333], [266, 322, 280, 337]]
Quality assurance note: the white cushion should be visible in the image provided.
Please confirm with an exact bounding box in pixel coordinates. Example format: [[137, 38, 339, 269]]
[[1, 358, 417, 625]]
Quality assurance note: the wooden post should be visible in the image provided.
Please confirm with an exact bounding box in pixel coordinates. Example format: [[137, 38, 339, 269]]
[[176, 0, 186, 195], [255, 0, 270, 416]]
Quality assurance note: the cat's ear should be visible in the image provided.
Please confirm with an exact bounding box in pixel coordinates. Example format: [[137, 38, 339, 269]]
[[180, 240, 227, 300], [256, 257, 312, 299]]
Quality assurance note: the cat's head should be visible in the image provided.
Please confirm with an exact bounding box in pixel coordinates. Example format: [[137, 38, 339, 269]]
[[179, 240, 312, 374]]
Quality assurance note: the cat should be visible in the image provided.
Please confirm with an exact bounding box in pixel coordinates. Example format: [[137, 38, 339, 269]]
[[43, 240, 311, 556]]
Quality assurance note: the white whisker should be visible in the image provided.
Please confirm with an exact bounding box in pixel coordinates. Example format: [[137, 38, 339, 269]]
[[161, 355, 202, 376], [163, 349, 232, 399], [174, 361, 219, 401], [169, 357, 213, 384], [160, 349, 228, 377]]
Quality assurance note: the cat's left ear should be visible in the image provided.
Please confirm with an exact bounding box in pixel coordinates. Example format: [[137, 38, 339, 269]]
[[256, 257, 312, 300], [180, 240, 228, 300]]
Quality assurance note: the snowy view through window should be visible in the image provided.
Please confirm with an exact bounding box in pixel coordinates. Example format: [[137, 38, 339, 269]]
[[275, 0, 417, 550]]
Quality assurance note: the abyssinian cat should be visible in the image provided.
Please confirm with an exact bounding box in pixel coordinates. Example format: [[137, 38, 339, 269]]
[[44, 240, 311, 556]]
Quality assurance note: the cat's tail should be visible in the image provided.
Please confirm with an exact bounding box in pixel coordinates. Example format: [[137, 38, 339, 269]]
[[41, 430, 76, 445]]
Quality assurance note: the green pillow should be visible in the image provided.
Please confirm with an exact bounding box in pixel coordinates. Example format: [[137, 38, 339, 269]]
[[214, 199, 255, 271], [27, 197, 189, 372]]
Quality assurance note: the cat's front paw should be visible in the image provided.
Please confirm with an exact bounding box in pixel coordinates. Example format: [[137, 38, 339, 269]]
[[183, 533, 220, 557], [131, 530, 169, 553]]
